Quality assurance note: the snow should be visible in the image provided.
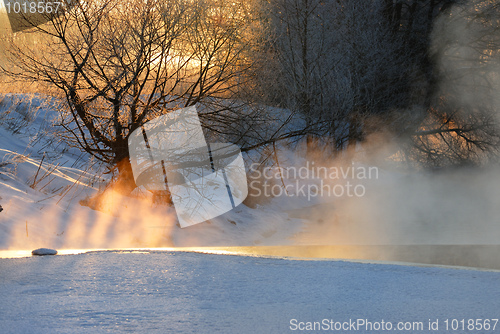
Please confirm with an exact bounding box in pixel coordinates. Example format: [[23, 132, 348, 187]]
[[2, 93, 499, 255], [0, 251, 499, 333], [2, 93, 500, 258], [0, 94, 305, 250], [1, 93, 500, 333]]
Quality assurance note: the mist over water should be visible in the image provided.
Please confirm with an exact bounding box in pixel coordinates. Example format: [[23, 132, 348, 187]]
[[282, 0, 500, 268], [1, 189, 179, 250], [294, 162, 500, 246]]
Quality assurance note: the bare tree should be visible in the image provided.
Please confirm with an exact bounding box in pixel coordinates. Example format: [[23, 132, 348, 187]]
[[1, 0, 270, 196]]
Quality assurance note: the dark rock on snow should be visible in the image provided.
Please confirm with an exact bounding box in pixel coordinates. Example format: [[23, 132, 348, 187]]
[[32, 248, 58, 256]]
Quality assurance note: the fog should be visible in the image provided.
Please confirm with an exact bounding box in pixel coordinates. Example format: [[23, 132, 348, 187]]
[[278, 0, 500, 268], [2, 0, 500, 270]]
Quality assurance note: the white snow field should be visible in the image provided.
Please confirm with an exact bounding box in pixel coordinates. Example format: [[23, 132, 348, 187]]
[[1, 250, 500, 334]]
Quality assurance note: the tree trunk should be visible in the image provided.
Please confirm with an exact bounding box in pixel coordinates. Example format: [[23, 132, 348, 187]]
[[113, 157, 137, 196], [80, 157, 137, 211]]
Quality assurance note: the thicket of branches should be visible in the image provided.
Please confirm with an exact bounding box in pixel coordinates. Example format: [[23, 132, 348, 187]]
[[260, 0, 500, 167], [405, 0, 500, 166], [2, 0, 500, 197], [1, 0, 298, 196]]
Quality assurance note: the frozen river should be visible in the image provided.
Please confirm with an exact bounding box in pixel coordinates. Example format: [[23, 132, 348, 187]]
[[0, 250, 499, 333]]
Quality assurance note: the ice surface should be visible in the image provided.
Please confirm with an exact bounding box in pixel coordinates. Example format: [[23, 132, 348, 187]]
[[0, 251, 499, 333]]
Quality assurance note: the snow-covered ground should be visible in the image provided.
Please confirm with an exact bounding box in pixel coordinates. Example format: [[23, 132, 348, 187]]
[[1, 250, 499, 334], [1, 94, 500, 333], [0, 94, 306, 250]]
